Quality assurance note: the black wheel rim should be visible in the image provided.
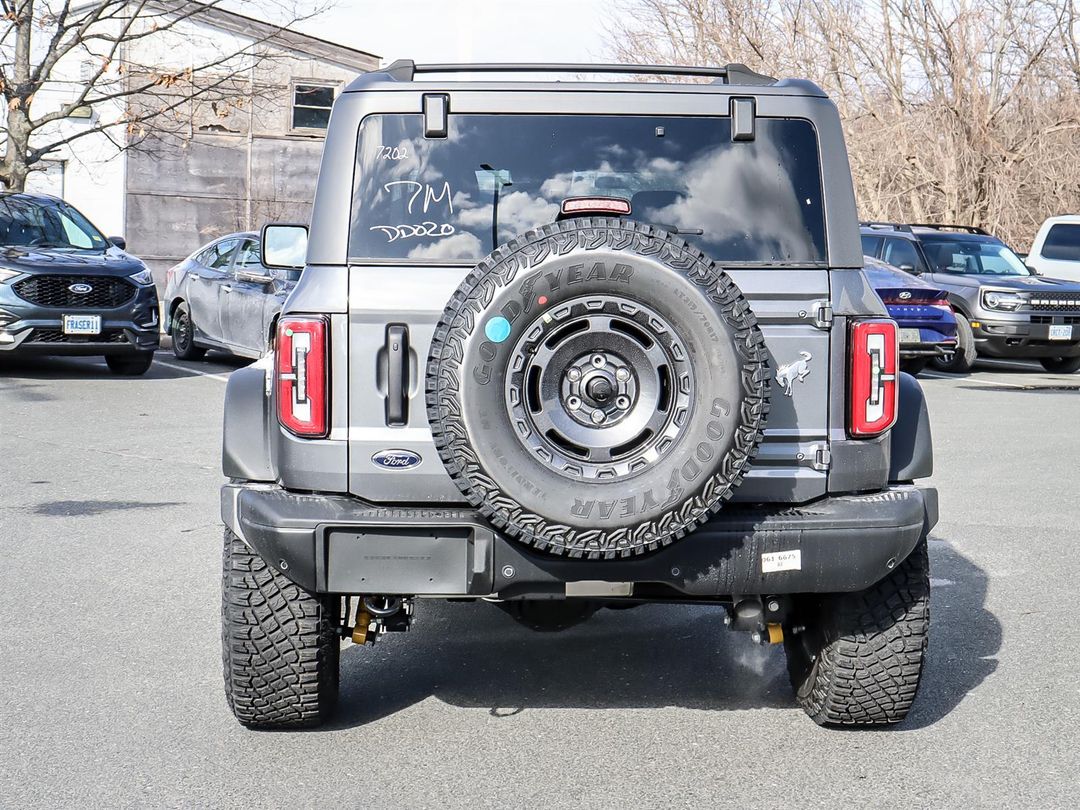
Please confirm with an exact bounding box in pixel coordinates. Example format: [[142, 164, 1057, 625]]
[[175, 311, 191, 352], [505, 295, 693, 480]]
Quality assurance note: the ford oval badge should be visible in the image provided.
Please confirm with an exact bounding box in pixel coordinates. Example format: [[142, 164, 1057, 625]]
[[69, 283, 93, 294], [371, 449, 422, 470]]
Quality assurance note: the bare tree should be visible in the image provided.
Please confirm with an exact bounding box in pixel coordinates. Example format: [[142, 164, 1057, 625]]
[[0, 0, 327, 191], [606, 0, 1080, 248]]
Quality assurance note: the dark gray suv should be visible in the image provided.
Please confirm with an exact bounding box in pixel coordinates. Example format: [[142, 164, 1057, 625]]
[[0, 193, 159, 375], [219, 61, 938, 729], [862, 222, 1080, 373]]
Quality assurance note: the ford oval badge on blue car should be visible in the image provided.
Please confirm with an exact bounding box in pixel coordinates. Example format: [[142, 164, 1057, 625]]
[[371, 449, 422, 469]]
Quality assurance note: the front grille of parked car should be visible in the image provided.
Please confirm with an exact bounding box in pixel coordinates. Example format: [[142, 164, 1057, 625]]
[[1029, 295, 1080, 312], [1031, 315, 1080, 324], [13, 275, 136, 309], [27, 329, 130, 344]]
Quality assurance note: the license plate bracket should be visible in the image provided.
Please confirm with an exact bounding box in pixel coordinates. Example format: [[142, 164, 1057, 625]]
[[62, 314, 102, 335], [900, 328, 921, 344]]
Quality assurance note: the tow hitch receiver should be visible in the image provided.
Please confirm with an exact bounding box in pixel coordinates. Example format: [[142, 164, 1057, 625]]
[[727, 596, 790, 644], [347, 597, 413, 646]]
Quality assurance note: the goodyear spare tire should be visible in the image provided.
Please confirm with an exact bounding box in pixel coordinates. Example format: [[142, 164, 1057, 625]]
[[426, 218, 769, 559]]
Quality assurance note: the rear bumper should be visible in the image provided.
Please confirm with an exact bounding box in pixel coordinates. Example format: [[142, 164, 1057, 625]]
[[222, 483, 938, 600], [901, 340, 954, 358]]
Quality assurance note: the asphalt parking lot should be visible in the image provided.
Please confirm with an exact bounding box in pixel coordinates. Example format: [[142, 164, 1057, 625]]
[[1, 351, 1078, 807]]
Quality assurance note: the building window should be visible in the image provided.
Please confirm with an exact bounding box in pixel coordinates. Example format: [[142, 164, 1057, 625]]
[[292, 83, 335, 131]]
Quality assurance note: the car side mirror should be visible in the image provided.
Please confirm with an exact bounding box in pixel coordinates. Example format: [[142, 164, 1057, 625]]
[[108, 236, 127, 250], [898, 262, 920, 275], [1026, 265, 1039, 275], [261, 223, 308, 270]]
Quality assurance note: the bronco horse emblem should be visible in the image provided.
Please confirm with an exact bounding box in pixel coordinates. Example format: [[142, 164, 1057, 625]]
[[776, 351, 812, 396]]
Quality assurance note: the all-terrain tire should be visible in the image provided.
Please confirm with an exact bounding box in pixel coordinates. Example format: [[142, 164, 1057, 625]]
[[221, 528, 340, 729], [931, 315, 975, 373], [426, 218, 770, 560], [1039, 355, 1080, 374], [785, 538, 930, 726], [171, 302, 206, 361]]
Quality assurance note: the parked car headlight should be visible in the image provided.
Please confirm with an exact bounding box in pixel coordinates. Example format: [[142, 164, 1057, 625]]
[[983, 291, 1027, 311], [129, 268, 154, 285], [0, 268, 21, 284]]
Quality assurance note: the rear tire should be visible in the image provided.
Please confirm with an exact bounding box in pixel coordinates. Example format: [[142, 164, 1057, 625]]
[[105, 351, 154, 376], [1039, 355, 1080, 374], [785, 538, 930, 726], [931, 316, 975, 373], [221, 528, 340, 729], [171, 302, 206, 361]]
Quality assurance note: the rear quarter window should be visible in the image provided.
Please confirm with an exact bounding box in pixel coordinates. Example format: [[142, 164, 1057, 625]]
[[1042, 223, 1080, 262], [348, 114, 827, 265]]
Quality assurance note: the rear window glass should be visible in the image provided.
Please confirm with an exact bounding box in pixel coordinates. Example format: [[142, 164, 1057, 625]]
[[1042, 223, 1080, 262], [349, 114, 826, 264]]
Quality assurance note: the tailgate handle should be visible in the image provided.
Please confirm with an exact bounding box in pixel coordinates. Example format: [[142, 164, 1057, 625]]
[[385, 324, 409, 426]]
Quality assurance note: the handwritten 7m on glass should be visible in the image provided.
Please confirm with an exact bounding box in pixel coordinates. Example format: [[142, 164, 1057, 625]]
[[370, 181, 455, 243]]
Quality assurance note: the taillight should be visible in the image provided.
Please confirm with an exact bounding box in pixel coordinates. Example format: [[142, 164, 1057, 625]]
[[849, 319, 899, 438], [276, 316, 328, 438]]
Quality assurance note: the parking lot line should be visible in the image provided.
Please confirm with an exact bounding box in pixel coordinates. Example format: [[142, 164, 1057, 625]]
[[152, 357, 232, 383], [921, 371, 1031, 388]]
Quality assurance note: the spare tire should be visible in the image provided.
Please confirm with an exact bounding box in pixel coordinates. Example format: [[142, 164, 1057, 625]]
[[426, 218, 769, 559]]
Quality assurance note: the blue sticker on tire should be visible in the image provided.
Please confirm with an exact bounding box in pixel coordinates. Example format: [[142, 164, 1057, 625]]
[[485, 316, 512, 343]]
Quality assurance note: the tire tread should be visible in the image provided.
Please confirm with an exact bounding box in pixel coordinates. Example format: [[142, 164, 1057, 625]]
[[220, 529, 339, 728], [788, 540, 930, 726]]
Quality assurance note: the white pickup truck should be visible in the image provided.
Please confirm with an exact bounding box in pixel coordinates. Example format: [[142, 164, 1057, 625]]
[[1027, 215, 1080, 281]]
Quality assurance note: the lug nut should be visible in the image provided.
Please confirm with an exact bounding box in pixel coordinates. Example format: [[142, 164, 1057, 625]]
[[567, 396, 581, 410], [615, 395, 630, 409], [615, 367, 630, 382], [591, 409, 606, 424], [591, 354, 606, 367], [567, 367, 582, 382]]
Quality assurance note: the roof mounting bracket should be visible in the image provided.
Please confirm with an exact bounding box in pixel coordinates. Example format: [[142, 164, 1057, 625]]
[[384, 59, 416, 82], [713, 63, 776, 86]]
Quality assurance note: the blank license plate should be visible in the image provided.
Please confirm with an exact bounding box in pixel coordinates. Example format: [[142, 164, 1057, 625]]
[[1049, 325, 1073, 341], [900, 328, 921, 343], [63, 315, 101, 335]]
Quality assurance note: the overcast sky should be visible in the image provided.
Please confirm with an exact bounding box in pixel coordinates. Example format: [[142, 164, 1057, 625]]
[[303, 0, 614, 64]]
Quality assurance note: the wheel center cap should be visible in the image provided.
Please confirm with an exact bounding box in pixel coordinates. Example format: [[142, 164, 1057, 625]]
[[586, 377, 614, 402]]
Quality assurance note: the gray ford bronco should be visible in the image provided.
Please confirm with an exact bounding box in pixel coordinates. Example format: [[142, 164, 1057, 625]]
[[220, 61, 938, 729]]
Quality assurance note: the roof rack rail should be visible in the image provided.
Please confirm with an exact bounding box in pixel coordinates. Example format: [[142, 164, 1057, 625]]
[[381, 59, 777, 86], [907, 223, 989, 235], [860, 221, 913, 233]]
